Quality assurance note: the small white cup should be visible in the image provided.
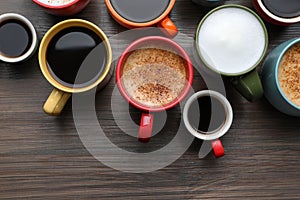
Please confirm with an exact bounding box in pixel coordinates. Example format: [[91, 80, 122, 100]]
[[0, 13, 38, 63], [183, 90, 233, 158]]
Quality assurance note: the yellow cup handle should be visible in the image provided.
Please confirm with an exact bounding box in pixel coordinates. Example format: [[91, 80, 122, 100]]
[[43, 88, 71, 116]]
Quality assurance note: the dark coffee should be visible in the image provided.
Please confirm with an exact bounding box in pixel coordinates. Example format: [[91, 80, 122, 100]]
[[187, 96, 226, 133], [0, 20, 32, 58], [262, 0, 300, 18], [110, 0, 170, 23], [46, 27, 107, 87]]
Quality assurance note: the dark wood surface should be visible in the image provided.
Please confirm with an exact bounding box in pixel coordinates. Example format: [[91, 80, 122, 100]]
[[1, 0, 300, 199]]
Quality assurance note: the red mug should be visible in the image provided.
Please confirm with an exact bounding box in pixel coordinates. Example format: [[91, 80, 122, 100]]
[[33, 0, 90, 16], [116, 36, 193, 142], [253, 0, 300, 26]]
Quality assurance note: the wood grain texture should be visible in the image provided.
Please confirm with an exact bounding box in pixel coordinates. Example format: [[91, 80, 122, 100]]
[[1, 0, 300, 199]]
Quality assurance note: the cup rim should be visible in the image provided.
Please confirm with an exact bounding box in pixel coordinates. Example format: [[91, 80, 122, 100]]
[[275, 38, 300, 111], [256, 0, 300, 24], [39, 19, 112, 93], [195, 4, 269, 76], [33, 0, 80, 9], [104, 0, 176, 27], [183, 90, 233, 141], [116, 36, 193, 112], [0, 13, 38, 63]]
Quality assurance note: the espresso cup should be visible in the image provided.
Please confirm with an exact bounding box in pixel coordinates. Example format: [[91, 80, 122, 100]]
[[39, 19, 112, 115], [105, 0, 178, 37], [116, 36, 193, 142], [195, 4, 268, 102], [0, 13, 37, 63], [183, 90, 233, 158], [262, 37, 300, 117], [253, 0, 300, 26], [33, 0, 90, 16], [192, 0, 224, 7]]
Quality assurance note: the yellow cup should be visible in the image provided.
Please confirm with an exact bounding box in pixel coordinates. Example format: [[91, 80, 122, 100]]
[[39, 19, 112, 115]]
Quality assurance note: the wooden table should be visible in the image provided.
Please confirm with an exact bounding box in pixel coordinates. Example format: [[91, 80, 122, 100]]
[[1, 0, 299, 199]]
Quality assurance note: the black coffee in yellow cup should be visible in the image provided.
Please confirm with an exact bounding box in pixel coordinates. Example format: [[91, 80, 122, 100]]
[[39, 19, 112, 115]]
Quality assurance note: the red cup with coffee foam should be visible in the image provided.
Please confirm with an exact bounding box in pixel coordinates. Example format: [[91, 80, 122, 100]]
[[116, 36, 193, 142], [33, 0, 90, 16]]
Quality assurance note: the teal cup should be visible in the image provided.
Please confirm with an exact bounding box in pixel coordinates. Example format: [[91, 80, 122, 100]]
[[262, 37, 300, 117]]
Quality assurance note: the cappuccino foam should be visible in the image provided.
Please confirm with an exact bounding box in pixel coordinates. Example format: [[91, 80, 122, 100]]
[[278, 43, 300, 107], [122, 48, 187, 107], [198, 7, 266, 74], [38, 0, 74, 6]]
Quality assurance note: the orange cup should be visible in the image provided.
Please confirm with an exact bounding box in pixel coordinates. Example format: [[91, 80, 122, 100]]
[[105, 0, 178, 37]]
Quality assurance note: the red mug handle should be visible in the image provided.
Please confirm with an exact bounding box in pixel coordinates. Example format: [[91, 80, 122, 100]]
[[138, 113, 154, 142], [157, 16, 178, 38], [211, 139, 225, 158]]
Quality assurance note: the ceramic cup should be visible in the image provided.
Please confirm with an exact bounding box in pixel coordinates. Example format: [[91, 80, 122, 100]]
[[33, 0, 90, 16], [183, 90, 233, 158], [195, 4, 268, 102], [262, 37, 300, 117], [253, 0, 300, 26], [116, 36, 193, 142], [0, 13, 37, 63], [192, 0, 224, 7], [105, 0, 178, 37], [39, 19, 112, 115]]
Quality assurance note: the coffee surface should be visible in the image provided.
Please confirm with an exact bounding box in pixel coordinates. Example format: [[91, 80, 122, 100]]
[[278, 43, 300, 107], [262, 0, 300, 18], [46, 27, 106, 87], [198, 7, 266, 75], [110, 0, 170, 23], [122, 48, 187, 107], [188, 96, 226, 133], [0, 20, 31, 58]]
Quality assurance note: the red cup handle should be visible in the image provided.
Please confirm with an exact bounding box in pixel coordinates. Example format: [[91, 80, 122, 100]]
[[157, 16, 178, 38], [138, 113, 153, 143], [211, 139, 225, 158]]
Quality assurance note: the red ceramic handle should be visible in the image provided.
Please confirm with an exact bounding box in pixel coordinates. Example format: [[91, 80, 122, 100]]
[[211, 139, 225, 158], [138, 113, 153, 143], [158, 16, 178, 38]]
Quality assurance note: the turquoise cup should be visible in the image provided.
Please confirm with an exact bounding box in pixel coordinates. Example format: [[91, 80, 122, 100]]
[[262, 37, 300, 117]]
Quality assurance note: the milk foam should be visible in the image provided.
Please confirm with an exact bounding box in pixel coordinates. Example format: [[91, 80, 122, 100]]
[[198, 7, 266, 74], [38, 0, 74, 6]]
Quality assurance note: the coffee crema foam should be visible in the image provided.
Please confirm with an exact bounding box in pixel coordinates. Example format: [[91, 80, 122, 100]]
[[122, 48, 187, 107], [38, 0, 74, 6], [278, 43, 300, 107]]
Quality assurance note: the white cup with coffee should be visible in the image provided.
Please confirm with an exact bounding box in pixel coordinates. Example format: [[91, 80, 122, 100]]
[[183, 90, 233, 158], [0, 13, 38, 63]]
